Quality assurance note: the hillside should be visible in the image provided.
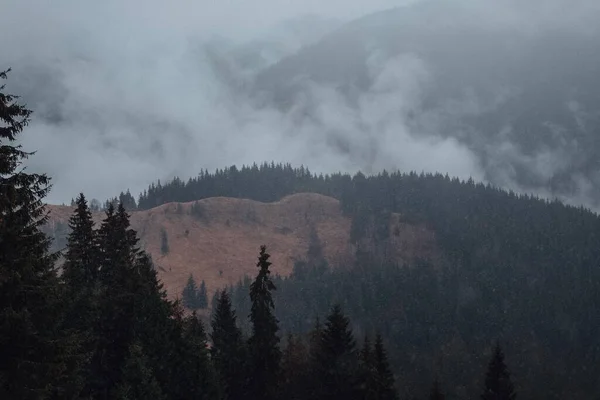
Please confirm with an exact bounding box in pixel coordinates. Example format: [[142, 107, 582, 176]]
[[44, 192, 440, 301]]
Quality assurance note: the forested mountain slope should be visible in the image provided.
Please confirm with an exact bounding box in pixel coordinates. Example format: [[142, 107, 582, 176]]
[[44, 192, 439, 300], [89, 163, 600, 399]]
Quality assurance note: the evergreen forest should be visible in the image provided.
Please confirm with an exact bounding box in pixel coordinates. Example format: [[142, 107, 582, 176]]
[[2, 67, 600, 399]]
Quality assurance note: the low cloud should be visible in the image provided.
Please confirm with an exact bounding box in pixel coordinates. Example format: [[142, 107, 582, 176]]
[[1, 0, 598, 209]]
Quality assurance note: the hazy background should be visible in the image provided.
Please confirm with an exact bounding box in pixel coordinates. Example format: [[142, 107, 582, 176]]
[[1, 0, 599, 207]]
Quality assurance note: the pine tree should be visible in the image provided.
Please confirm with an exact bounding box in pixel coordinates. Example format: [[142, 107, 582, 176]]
[[361, 335, 377, 400], [248, 245, 281, 400], [130, 252, 175, 397], [183, 274, 199, 309], [63, 193, 98, 290], [481, 342, 516, 400], [317, 304, 361, 400], [179, 311, 218, 400], [198, 280, 208, 309], [281, 333, 310, 400], [62, 193, 101, 397], [92, 203, 143, 397], [0, 68, 84, 398], [373, 333, 397, 400], [160, 227, 169, 255], [429, 379, 445, 400], [211, 290, 247, 400], [114, 342, 165, 400]]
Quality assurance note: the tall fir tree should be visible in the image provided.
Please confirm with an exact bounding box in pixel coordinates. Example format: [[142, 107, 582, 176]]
[[281, 333, 310, 400], [361, 335, 378, 400], [305, 317, 324, 400], [92, 203, 145, 398], [130, 252, 176, 397], [63, 193, 98, 290], [481, 342, 517, 400], [0, 68, 84, 398], [180, 311, 218, 400], [316, 304, 361, 400], [211, 290, 247, 400], [198, 279, 208, 309], [248, 245, 281, 400], [61, 193, 101, 397], [373, 333, 397, 400], [114, 342, 165, 400], [182, 274, 199, 309]]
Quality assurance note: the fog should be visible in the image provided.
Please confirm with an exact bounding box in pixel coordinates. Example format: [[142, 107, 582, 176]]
[[1, 0, 598, 206]]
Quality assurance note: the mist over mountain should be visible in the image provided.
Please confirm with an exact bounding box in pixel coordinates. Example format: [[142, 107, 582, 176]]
[[253, 0, 600, 206], [2, 0, 599, 208]]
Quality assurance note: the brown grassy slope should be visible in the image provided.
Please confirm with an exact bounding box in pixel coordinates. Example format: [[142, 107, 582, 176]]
[[45, 193, 440, 301]]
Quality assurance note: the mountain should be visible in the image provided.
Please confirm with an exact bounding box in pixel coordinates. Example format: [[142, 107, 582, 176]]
[[99, 162, 600, 399], [44, 161, 600, 398], [252, 0, 600, 206], [43, 192, 439, 301]]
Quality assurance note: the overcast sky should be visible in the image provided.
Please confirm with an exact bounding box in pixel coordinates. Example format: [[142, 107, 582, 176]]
[[1, 0, 598, 205]]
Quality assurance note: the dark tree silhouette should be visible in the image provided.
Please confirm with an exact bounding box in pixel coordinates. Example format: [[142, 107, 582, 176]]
[[481, 342, 516, 400], [248, 245, 281, 400]]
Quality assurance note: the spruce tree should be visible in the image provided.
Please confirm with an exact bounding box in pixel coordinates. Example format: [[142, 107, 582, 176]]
[[211, 290, 247, 400], [114, 342, 165, 400], [373, 333, 397, 400], [183, 274, 199, 309], [281, 333, 310, 400], [481, 342, 516, 400], [92, 203, 143, 397], [63, 193, 98, 289], [317, 304, 361, 400], [0, 68, 84, 398], [198, 280, 208, 309], [305, 317, 324, 400], [99, 204, 176, 398], [62, 193, 101, 397], [180, 312, 218, 400], [248, 245, 281, 400], [361, 335, 377, 400], [160, 227, 169, 255], [130, 252, 175, 397]]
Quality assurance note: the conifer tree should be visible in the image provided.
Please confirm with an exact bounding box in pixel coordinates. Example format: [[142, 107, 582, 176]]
[[92, 203, 143, 397], [305, 317, 324, 400], [130, 252, 175, 395], [248, 245, 281, 400], [481, 342, 516, 400], [160, 227, 169, 255], [183, 274, 199, 309], [61, 193, 101, 397], [179, 311, 218, 400], [63, 193, 98, 290], [114, 342, 165, 400], [281, 333, 310, 400], [361, 335, 378, 400], [0, 68, 84, 398], [317, 304, 361, 400], [198, 279, 208, 309], [211, 290, 247, 400], [373, 333, 397, 400]]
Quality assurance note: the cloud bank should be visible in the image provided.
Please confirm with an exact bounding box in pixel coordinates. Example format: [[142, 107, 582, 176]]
[[1, 0, 598, 207]]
